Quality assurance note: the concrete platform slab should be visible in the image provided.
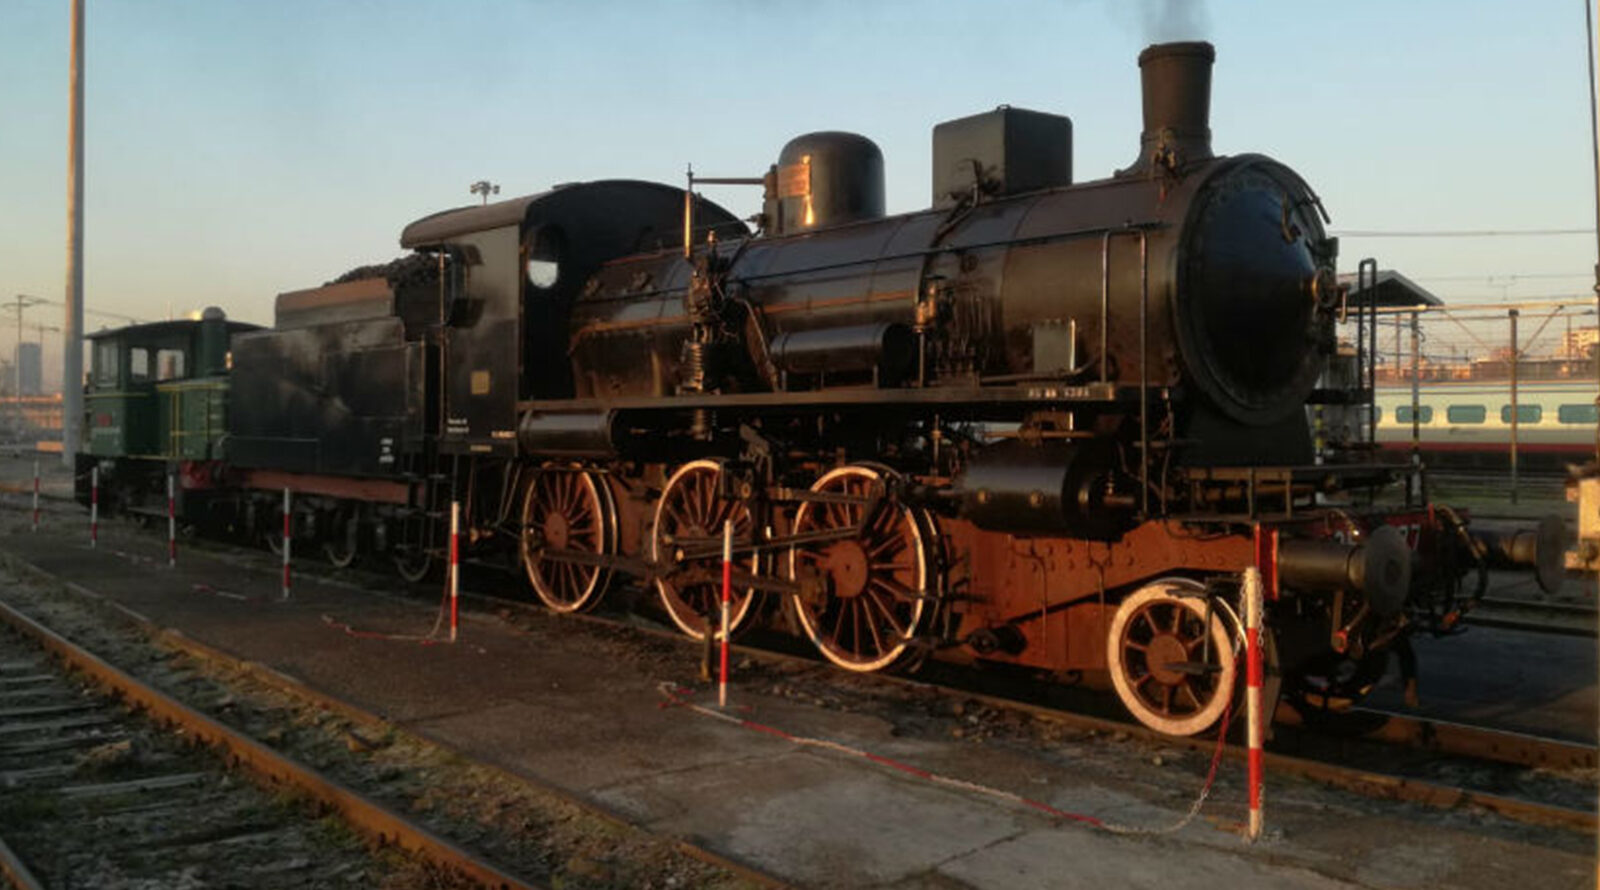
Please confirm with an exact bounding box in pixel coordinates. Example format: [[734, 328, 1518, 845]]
[[0, 512, 1591, 889]]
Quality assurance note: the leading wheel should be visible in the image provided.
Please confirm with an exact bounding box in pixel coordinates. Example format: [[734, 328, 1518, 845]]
[[520, 468, 617, 613], [651, 460, 761, 640], [1107, 579, 1238, 737], [788, 464, 935, 673]]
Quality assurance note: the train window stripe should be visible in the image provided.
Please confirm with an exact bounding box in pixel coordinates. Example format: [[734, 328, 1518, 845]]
[[1558, 404, 1599, 424], [1445, 405, 1486, 424], [1499, 404, 1542, 424]]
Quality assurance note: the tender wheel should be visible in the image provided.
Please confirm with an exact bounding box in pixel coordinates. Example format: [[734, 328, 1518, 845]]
[[520, 469, 617, 613], [1107, 579, 1238, 737], [322, 509, 361, 569], [393, 546, 433, 583], [263, 522, 285, 556], [788, 464, 934, 673], [651, 460, 760, 640]]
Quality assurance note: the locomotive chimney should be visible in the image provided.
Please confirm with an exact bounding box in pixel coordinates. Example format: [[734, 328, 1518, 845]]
[[1120, 40, 1215, 177]]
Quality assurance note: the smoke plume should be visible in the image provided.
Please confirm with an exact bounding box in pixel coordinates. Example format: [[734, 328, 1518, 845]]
[[1109, 0, 1211, 44]]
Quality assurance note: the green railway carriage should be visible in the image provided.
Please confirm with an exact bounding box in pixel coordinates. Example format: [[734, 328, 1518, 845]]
[[78, 309, 259, 513]]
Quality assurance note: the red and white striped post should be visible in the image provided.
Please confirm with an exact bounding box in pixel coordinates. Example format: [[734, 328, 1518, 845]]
[[1243, 564, 1265, 841], [166, 468, 176, 567], [718, 519, 732, 709], [449, 500, 460, 643], [280, 487, 292, 600], [89, 465, 98, 548], [31, 458, 40, 532]]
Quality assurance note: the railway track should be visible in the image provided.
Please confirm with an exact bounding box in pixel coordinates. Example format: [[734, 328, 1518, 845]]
[[0, 598, 534, 890], [1467, 595, 1597, 636], [5, 498, 1596, 841]]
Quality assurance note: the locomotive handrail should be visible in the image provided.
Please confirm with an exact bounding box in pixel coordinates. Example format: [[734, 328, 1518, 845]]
[[518, 381, 1149, 414], [597, 220, 1169, 301], [1100, 225, 1154, 517]]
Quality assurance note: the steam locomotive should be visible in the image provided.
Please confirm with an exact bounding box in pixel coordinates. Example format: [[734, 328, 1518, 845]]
[[77, 42, 1560, 737]]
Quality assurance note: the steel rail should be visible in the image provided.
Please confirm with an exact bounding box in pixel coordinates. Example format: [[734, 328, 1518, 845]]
[[0, 835, 44, 890], [1466, 596, 1598, 637], [0, 595, 541, 890], [1298, 707, 1597, 770], [0, 553, 797, 890]]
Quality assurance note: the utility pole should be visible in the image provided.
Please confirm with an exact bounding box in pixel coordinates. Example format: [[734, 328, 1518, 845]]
[[469, 180, 499, 205], [62, 0, 85, 465], [1581, 4, 1600, 886]]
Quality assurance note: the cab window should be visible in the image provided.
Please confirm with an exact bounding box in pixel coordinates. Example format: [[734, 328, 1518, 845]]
[[130, 347, 151, 382], [156, 348, 186, 381], [93, 341, 119, 387], [524, 226, 564, 290]]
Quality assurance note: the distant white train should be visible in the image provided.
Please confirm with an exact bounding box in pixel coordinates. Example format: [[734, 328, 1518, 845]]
[[1364, 380, 1598, 470]]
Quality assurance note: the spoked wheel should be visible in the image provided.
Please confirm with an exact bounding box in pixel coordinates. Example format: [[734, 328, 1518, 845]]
[[651, 460, 761, 640], [322, 509, 361, 569], [520, 468, 617, 613], [393, 546, 433, 583], [788, 464, 936, 673], [262, 522, 285, 556], [391, 512, 434, 583], [1107, 579, 1239, 737]]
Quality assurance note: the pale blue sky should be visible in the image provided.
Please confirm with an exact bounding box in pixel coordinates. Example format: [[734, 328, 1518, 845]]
[[2, 1, 1597, 386]]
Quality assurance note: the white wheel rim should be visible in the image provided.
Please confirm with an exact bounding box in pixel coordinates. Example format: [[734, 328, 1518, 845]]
[[788, 465, 930, 673], [1106, 578, 1238, 736], [522, 469, 614, 613], [651, 459, 760, 640]]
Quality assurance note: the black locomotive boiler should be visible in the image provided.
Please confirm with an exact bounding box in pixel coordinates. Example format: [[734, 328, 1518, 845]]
[[80, 42, 1558, 737]]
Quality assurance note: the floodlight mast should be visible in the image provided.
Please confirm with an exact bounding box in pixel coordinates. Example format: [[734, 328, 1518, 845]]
[[470, 180, 500, 205], [62, 0, 84, 466]]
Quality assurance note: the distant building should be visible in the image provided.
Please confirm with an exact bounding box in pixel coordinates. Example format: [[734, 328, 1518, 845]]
[[16, 343, 41, 396], [1563, 325, 1598, 359]]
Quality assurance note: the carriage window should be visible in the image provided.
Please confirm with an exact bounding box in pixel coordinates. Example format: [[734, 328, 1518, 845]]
[[1395, 405, 1432, 424], [129, 347, 151, 382], [155, 348, 186, 381], [1559, 404, 1599, 424], [93, 341, 119, 386], [1500, 404, 1542, 424], [1446, 404, 1485, 424]]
